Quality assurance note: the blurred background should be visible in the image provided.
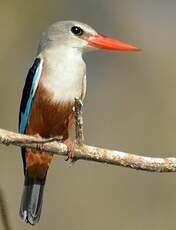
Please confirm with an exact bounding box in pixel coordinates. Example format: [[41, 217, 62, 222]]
[[0, 0, 176, 229]]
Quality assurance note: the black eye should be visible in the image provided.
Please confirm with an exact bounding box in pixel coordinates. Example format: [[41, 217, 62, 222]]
[[71, 26, 84, 36]]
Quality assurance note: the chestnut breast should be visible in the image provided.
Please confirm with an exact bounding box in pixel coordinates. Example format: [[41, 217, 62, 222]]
[[26, 84, 75, 139]]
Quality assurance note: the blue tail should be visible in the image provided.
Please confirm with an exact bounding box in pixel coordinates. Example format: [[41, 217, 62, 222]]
[[19, 174, 45, 225]]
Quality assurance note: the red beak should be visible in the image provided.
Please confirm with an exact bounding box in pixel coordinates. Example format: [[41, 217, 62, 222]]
[[86, 34, 139, 51]]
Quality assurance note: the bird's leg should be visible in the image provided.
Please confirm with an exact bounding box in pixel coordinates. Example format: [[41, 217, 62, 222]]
[[64, 139, 75, 161]]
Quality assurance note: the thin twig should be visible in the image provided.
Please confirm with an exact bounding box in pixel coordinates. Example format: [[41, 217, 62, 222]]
[[74, 98, 84, 145]]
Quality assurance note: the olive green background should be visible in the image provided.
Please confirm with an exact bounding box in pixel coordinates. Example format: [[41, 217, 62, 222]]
[[0, 0, 176, 229]]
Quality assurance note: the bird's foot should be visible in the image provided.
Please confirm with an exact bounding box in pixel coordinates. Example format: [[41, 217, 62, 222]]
[[36, 143, 44, 152], [64, 139, 75, 161], [33, 134, 63, 152], [34, 134, 44, 152]]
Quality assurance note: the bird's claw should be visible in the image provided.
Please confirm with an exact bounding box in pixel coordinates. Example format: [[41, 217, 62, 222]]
[[36, 143, 44, 152], [64, 139, 75, 161]]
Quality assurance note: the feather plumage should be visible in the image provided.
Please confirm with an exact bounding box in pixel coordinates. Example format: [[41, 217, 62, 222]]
[[19, 58, 43, 134]]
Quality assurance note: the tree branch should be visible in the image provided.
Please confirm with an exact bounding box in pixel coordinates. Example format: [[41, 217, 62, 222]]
[[0, 98, 176, 173], [0, 128, 176, 172]]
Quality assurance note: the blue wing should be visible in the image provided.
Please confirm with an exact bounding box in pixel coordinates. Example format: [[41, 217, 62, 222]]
[[19, 58, 43, 134]]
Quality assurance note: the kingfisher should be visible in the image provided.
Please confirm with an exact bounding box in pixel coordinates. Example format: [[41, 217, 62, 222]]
[[19, 20, 139, 225]]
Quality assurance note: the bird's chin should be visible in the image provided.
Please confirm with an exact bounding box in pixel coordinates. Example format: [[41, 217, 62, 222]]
[[72, 42, 97, 53], [83, 44, 98, 53]]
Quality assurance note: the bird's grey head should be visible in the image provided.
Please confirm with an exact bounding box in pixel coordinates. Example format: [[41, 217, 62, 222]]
[[38, 20, 98, 53], [38, 20, 139, 54]]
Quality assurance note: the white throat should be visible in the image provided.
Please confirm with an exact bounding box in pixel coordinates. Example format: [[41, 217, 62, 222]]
[[40, 46, 86, 103]]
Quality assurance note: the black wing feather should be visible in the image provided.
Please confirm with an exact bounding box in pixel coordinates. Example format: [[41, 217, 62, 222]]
[[19, 58, 41, 174]]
